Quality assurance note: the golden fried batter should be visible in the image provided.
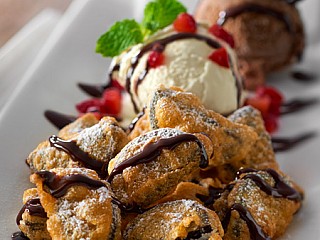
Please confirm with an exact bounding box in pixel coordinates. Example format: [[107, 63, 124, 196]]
[[17, 188, 50, 240], [27, 116, 128, 175], [108, 128, 208, 208], [212, 169, 303, 239], [149, 86, 258, 167], [124, 200, 224, 240], [31, 168, 121, 240]]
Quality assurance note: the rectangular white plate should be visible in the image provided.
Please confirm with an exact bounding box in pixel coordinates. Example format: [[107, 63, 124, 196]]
[[0, 0, 319, 239]]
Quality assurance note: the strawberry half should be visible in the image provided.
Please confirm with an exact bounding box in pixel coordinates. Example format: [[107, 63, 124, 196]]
[[208, 48, 230, 68], [148, 51, 165, 68], [173, 13, 197, 33], [209, 24, 235, 48], [76, 98, 101, 113], [256, 86, 283, 116], [101, 87, 122, 115], [245, 95, 271, 117]]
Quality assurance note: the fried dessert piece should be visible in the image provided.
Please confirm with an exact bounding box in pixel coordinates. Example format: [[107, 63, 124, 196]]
[[149, 86, 258, 167], [209, 106, 279, 183], [194, 0, 304, 90], [58, 113, 98, 139], [27, 116, 128, 178], [31, 168, 121, 240], [127, 108, 151, 141], [107, 128, 209, 208], [228, 106, 279, 169], [209, 168, 303, 239], [124, 199, 224, 240], [16, 188, 50, 240]]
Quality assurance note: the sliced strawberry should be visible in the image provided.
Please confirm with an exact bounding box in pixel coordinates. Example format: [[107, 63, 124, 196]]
[[148, 51, 165, 68], [109, 79, 125, 91], [256, 86, 283, 105], [256, 86, 284, 116], [264, 115, 279, 133], [76, 98, 101, 113], [208, 48, 230, 68], [245, 95, 271, 117], [101, 88, 122, 115], [173, 13, 197, 33], [209, 24, 235, 48]]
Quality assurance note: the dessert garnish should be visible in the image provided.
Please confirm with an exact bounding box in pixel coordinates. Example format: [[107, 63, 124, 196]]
[[95, 0, 186, 57]]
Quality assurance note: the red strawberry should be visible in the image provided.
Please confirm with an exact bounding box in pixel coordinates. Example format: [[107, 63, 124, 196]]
[[209, 24, 235, 48], [208, 48, 230, 68], [101, 88, 122, 115], [264, 115, 279, 133], [256, 86, 283, 116], [245, 95, 271, 117], [148, 51, 165, 68], [173, 13, 197, 33], [110, 79, 125, 91], [76, 98, 101, 113]]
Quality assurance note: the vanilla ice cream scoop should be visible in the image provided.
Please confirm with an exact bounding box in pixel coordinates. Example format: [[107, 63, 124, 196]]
[[110, 24, 243, 115]]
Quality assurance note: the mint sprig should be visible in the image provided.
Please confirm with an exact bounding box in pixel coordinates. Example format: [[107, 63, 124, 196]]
[[96, 0, 187, 57], [141, 0, 187, 35]]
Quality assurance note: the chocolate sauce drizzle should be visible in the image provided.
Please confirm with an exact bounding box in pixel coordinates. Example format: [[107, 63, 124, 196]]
[[222, 203, 271, 240], [77, 64, 121, 98], [285, 0, 303, 5], [107, 133, 208, 182], [36, 171, 106, 198], [237, 168, 302, 201], [281, 98, 319, 114], [127, 107, 146, 132], [16, 198, 47, 225], [11, 231, 29, 240], [44, 110, 77, 130], [36, 170, 143, 213], [49, 135, 108, 178], [291, 70, 317, 82], [108, 32, 242, 113], [175, 225, 213, 240], [196, 186, 225, 206], [272, 132, 316, 152], [217, 3, 293, 33], [78, 83, 106, 98]]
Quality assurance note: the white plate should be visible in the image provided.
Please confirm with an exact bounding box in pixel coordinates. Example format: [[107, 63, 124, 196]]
[[0, 0, 319, 238]]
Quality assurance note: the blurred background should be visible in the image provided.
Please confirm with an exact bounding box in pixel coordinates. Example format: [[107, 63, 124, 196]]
[[0, 0, 72, 47]]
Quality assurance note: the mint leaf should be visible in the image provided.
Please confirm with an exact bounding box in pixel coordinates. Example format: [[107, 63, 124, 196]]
[[96, 19, 144, 57], [142, 0, 187, 35]]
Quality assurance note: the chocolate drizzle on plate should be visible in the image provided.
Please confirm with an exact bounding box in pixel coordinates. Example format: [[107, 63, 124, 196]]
[[281, 98, 319, 114], [291, 70, 317, 82], [44, 110, 77, 130], [36, 171, 106, 198], [78, 64, 121, 98], [107, 133, 208, 182], [237, 168, 302, 201], [222, 203, 271, 240], [78, 82, 106, 98], [16, 198, 47, 225], [217, 3, 293, 33], [285, 0, 303, 5], [272, 132, 316, 152], [49, 135, 108, 178], [11, 231, 29, 240]]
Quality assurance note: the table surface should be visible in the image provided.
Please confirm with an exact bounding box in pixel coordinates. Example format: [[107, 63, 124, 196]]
[[0, 0, 72, 47]]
